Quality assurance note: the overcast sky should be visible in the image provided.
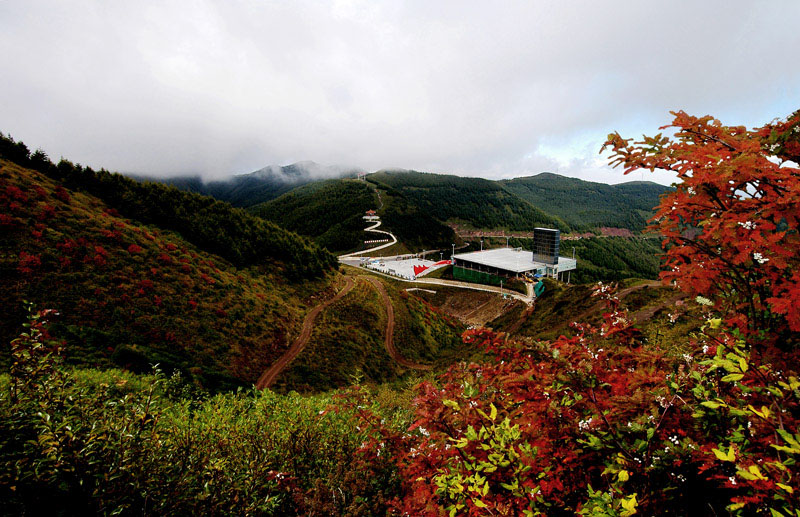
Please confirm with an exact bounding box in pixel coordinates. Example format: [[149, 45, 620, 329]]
[[1, 1, 798, 185]]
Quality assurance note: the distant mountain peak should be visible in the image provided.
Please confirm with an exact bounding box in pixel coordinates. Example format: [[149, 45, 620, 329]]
[[246, 161, 363, 183]]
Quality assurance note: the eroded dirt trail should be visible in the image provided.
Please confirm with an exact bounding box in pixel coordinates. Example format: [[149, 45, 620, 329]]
[[255, 277, 355, 389], [361, 275, 432, 371]]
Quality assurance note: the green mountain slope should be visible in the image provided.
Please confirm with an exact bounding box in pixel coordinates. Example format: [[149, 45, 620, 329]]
[[0, 158, 338, 390], [0, 137, 336, 279], [500, 173, 671, 230], [370, 170, 570, 231], [0, 135, 466, 392], [250, 180, 377, 252], [251, 177, 458, 252], [147, 161, 362, 208]]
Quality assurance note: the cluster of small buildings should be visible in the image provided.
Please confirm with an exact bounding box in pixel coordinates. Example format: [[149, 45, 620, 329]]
[[452, 228, 576, 284]]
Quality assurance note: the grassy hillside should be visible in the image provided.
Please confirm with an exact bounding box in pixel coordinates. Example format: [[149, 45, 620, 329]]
[[489, 278, 700, 356], [274, 275, 465, 392], [0, 135, 336, 279], [0, 158, 344, 390], [500, 173, 671, 231], [250, 180, 377, 252], [0, 138, 467, 393], [369, 170, 570, 232]]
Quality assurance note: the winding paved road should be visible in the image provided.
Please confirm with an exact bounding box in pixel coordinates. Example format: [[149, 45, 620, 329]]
[[340, 265, 535, 305], [339, 219, 398, 258]]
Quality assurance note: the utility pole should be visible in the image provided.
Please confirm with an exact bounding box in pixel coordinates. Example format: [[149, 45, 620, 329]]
[[480, 238, 483, 251], [506, 236, 509, 248], [440, 251, 443, 261], [451, 243, 455, 260]]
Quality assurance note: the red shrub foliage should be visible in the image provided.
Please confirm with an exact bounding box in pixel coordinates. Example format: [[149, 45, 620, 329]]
[[348, 111, 800, 516], [603, 110, 800, 333], [53, 186, 70, 203], [127, 244, 143, 254], [0, 213, 17, 228], [37, 204, 56, 221], [18, 251, 42, 274], [6, 185, 28, 203]]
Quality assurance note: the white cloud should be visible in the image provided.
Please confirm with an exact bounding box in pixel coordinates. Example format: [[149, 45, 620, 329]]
[[0, 0, 798, 184]]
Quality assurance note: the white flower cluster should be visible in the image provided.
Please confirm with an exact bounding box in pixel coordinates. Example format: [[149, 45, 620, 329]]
[[753, 252, 769, 264], [738, 221, 756, 230], [578, 417, 593, 431], [695, 296, 714, 306]]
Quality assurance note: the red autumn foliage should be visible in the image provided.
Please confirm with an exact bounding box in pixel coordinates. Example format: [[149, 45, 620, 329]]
[[603, 110, 800, 334], [127, 244, 143, 254], [0, 213, 17, 228], [33, 185, 48, 199], [38, 204, 56, 221], [99, 228, 121, 240], [53, 185, 70, 203], [18, 251, 42, 274], [6, 185, 28, 203], [347, 111, 800, 516]]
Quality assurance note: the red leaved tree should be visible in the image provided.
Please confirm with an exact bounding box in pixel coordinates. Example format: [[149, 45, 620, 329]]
[[348, 110, 800, 516], [603, 110, 800, 335]]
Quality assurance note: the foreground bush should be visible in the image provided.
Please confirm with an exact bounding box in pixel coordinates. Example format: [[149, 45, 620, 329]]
[[0, 307, 404, 515]]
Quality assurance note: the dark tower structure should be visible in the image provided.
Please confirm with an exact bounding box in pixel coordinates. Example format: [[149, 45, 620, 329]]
[[533, 228, 559, 265]]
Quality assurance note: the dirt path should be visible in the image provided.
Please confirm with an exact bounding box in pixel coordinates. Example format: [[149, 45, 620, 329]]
[[361, 276, 432, 371], [255, 277, 356, 389]]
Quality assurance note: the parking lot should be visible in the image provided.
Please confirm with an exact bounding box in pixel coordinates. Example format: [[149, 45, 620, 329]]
[[362, 257, 448, 280]]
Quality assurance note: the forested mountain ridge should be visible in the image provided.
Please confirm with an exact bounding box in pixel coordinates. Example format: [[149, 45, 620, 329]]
[[135, 164, 670, 248], [0, 157, 334, 390], [250, 180, 378, 252], [144, 161, 363, 208], [369, 169, 570, 232], [0, 134, 467, 393], [250, 176, 459, 252], [0, 134, 336, 279], [500, 172, 672, 230]]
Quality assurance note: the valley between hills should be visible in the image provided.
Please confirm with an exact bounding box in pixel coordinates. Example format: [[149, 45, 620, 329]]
[[2, 110, 799, 515]]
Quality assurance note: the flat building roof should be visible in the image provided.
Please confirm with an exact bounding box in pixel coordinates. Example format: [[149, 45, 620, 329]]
[[453, 247, 576, 273]]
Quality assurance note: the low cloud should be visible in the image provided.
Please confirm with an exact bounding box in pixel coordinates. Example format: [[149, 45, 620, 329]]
[[1, 1, 798, 185]]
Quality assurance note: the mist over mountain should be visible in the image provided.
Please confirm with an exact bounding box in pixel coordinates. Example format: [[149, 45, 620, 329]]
[[141, 161, 364, 208]]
